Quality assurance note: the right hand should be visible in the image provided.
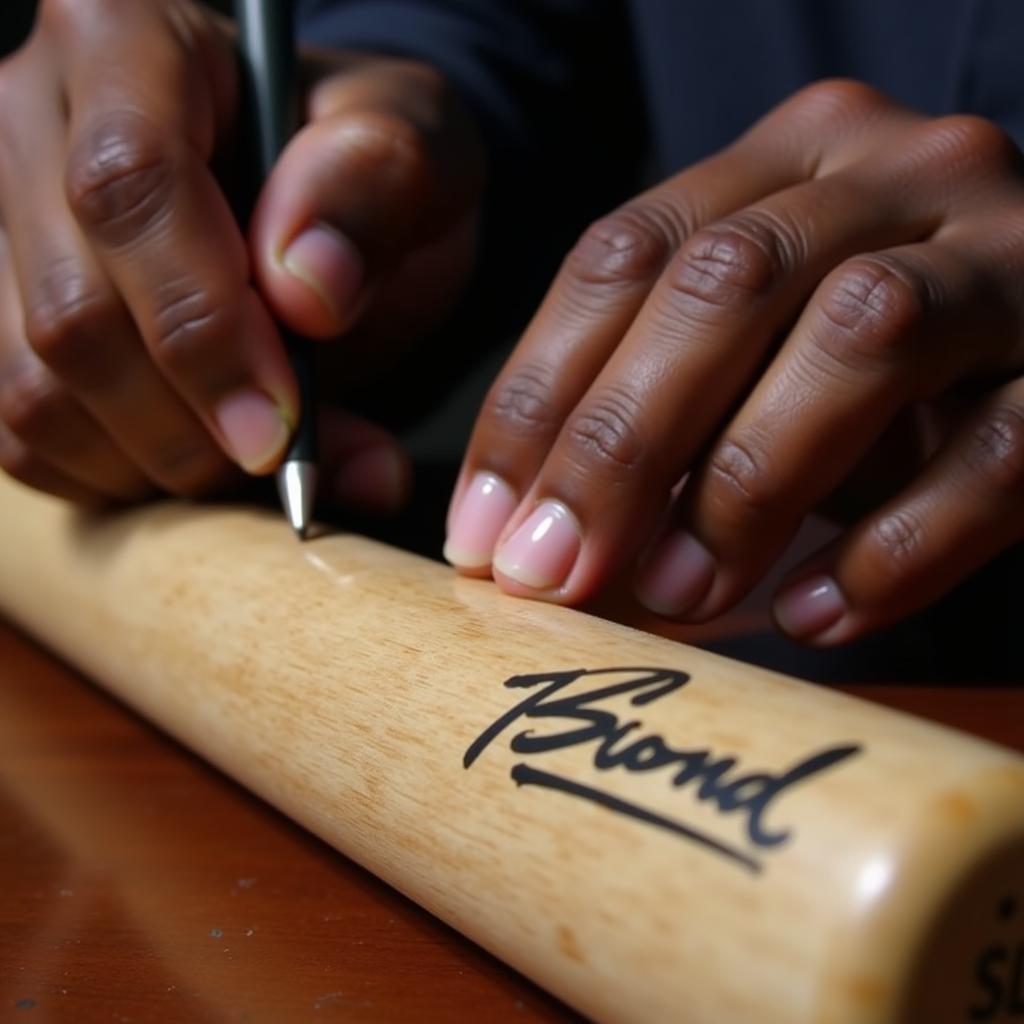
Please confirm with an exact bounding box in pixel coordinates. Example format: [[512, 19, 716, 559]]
[[0, 0, 483, 510]]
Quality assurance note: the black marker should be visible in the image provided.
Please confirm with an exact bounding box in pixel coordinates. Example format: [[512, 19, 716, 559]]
[[235, 0, 317, 539]]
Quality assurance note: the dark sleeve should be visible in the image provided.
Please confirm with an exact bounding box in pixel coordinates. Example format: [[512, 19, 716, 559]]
[[0, 0, 37, 55], [295, 0, 647, 331], [296, 3, 634, 171]]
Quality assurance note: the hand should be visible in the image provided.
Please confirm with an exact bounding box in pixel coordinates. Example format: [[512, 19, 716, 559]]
[[445, 80, 1024, 645], [0, 0, 482, 511]]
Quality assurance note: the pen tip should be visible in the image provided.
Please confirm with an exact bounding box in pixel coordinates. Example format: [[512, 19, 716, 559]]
[[277, 461, 317, 540]]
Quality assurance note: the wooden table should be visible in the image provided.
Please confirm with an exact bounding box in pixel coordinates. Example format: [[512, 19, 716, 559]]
[[1, 616, 1022, 1023]]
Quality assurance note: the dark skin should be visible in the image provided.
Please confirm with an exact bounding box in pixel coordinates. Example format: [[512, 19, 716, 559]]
[[0, 0, 483, 509], [2, 2, 1023, 646], [445, 81, 1024, 645]]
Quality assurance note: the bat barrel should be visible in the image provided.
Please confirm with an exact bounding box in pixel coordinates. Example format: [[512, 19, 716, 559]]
[[0, 477, 1020, 1024]]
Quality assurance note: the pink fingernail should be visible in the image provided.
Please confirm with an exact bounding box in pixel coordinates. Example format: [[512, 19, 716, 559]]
[[773, 574, 847, 638], [283, 222, 364, 327], [443, 472, 517, 570], [635, 530, 715, 617], [333, 445, 408, 514], [493, 500, 581, 590], [215, 390, 290, 473]]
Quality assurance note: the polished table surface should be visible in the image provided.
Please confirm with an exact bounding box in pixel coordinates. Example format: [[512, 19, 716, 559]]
[[1, 615, 1023, 1023]]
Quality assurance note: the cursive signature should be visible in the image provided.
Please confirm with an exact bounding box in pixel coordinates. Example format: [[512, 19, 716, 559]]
[[464, 667, 861, 874]]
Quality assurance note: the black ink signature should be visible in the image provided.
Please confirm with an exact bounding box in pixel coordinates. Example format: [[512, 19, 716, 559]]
[[464, 667, 861, 874]]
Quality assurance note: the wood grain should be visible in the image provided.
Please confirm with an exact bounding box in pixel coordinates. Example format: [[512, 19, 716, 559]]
[[3, 618, 1022, 1023], [0, 620, 579, 1023], [0, 477, 1022, 1023]]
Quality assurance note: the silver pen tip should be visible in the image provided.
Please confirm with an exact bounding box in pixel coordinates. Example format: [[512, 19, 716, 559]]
[[276, 460, 317, 540]]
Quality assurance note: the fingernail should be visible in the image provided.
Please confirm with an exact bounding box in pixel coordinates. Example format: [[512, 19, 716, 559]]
[[283, 222, 364, 327], [773, 574, 847, 638], [443, 472, 518, 570], [215, 390, 291, 473], [493, 500, 581, 590], [635, 530, 715, 617], [333, 444, 408, 514]]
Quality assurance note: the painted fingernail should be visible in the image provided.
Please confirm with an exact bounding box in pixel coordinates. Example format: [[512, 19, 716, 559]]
[[283, 222, 364, 327], [215, 390, 291, 473], [773, 574, 847, 638], [443, 472, 517, 570], [493, 500, 581, 590], [333, 444, 408, 514], [635, 530, 715, 618]]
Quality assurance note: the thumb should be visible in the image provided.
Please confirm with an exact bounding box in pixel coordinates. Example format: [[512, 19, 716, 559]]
[[249, 57, 484, 339]]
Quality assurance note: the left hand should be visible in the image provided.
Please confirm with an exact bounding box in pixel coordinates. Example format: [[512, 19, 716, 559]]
[[443, 80, 1024, 645]]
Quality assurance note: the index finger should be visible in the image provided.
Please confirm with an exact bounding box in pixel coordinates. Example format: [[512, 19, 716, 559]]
[[53, 0, 297, 474]]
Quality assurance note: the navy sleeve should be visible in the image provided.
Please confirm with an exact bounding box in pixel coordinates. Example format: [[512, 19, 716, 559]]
[[295, 1, 640, 181], [0, 0, 36, 54]]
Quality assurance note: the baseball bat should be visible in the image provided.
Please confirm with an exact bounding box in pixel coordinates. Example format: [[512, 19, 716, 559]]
[[0, 474, 1021, 1024]]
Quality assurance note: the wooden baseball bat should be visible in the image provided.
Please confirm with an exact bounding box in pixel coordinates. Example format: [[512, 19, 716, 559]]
[[0, 474, 1022, 1024]]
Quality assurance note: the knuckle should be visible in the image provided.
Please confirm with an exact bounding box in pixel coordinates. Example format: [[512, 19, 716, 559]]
[[23, 264, 118, 381], [959, 405, 1024, 497], [666, 218, 789, 311], [399, 59, 448, 97], [786, 78, 889, 133], [565, 209, 674, 290], [814, 257, 928, 368], [921, 115, 1021, 176], [866, 508, 928, 580], [149, 279, 233, 377], [336, 111, 431, 199], [39, 0, 112, 32], [0, 358, 68, 442], [624, 195, 696, 250], [705, 432, 776, 517], [37, 0, 82, 33], [65, 114, 176, 242], [375, 58, 450, 112], [482, 362, 561, 441], [564, 385, 647, 473]]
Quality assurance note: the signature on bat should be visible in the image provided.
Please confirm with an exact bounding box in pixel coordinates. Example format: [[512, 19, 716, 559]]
[[464, 667, 861, 874]]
